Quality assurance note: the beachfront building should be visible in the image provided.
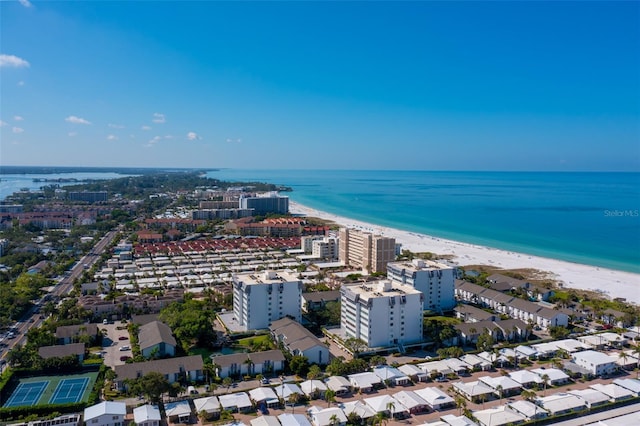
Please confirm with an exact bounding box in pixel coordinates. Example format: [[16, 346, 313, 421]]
[[387, 259, 456, 312], [239, 193, 289, 215], [233, 270, 302, 331], [340, 280, 423, 349], [339, 228, 396, 273]]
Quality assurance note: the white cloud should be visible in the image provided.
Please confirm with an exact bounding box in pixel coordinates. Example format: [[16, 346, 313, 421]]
[[108, 123, 124, 129], [68, 131, 78, 137], [12, 127, 24, 134], [14, 115, 24, 121], [107, 134, 118, 141], [141, 125, 152, 131], [0, 120, 7, 127], [145, 135, 162, 148], [152, 113, 165, 124], [226, 137, 242, 143], [17, 81, 25, 87], [0, 54, 30, 68], [19, 0, 32, 8], [65, 115, 91, 125], [187, 131, 201, 141], [164, 135, 173, 139]]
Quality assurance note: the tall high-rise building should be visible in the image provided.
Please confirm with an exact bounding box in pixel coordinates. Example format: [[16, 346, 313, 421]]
[[339, 228, 396, 273], [340, 280, 423, 348], [387, 259, 456, 312], [232, 270, 302, 331], [239, 193, 289, 215]]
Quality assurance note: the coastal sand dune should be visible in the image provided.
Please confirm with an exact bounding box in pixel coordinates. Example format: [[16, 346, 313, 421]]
[[290, 201, 640, 305]]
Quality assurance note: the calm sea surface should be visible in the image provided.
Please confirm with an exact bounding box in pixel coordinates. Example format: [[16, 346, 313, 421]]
[[208, 170, 640, 273], [0, 172, 132, 200]]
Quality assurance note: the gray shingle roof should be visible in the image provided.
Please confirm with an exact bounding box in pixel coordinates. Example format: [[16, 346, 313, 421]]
[[138, 320, 177, 350]]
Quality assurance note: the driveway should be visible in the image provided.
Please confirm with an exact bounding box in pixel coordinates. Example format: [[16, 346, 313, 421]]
[[101, 320, 133, 368]]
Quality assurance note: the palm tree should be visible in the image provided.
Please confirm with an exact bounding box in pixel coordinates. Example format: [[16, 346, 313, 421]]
[[521, 389, 537, 402], [619, 351, 629, 370], [385, 400, 395, 419], [325, 389, 336, 407], [496, 384, 504, 403], [541, 374, 550, 395], [329, 414, 340, 426], [454, 395, 467, 415], [288, 392, 300, 413], [633, 345, 640, 378]]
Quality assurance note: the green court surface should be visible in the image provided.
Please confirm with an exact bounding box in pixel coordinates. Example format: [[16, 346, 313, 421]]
[[2, 372, 98, 408]]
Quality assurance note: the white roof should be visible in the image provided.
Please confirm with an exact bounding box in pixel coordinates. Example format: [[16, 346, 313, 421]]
[[219, 392, 253, 410], [572, 350, 616, 365], [443, 358, 469, 372], [392, 390, 428, 410], [325, 376, 350, 392], [508, 370, 543, 385], [459, 354, 491, 368], [398, 363, 426, 376], [440, 414, 478, 426], [300, 379, 328, 396], [340, 401, 376, 419], [452, 381, 494, 397], [536, 393, 586, 414], [278, 413, 313, 426], [249, 387, 279, 402], [590, 383, 635, 400], [164, 400, 191, 417], [476, 351, 498, 363], [418, 360, 453, 375], [613, 378, 640, 394], [363, 394, 407, 414], [348, 372, 382, 389], [310, 407, 347, 426], [531, 342, 558, 355], [478, 375, 521, 391], [568, 389, 609, 405], [472, 406, 526, 426], [250, 416, 281, 426], [514, 345, 537, 357], [273, 383, 303, 399], [84, 401, 127, 421], [507, 400, 548, 419], [373, 366, 409, 382], [531, 368, 569, 382], [133, 405, 161, 423], [554, 339, 589, 352], [194, 396, 221, 413], [414, 387, 455, 406]]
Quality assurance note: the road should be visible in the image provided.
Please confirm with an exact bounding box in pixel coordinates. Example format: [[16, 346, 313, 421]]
[[0, 229, 120, 366]]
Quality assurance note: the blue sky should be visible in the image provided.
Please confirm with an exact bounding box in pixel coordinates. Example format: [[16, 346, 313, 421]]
[[1, 1, 638, 171]]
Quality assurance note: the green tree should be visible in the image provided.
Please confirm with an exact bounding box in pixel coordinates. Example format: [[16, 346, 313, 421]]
[[476, 332, 494, 352], [344, 337, 367, 357], [324, 389, 336, 407], [126, 371, 170, 404], [289, 355, 310, 377]]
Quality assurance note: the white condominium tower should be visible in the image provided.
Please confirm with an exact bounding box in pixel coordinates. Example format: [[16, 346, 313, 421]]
[[339, 228, 396, 273], [232, 270, 302, 331], [387, 259, 456, 312], [340, 280, 423, 348]]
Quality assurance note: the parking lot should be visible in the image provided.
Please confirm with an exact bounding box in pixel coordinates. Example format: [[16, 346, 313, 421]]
[[100, 320, 133, 368]]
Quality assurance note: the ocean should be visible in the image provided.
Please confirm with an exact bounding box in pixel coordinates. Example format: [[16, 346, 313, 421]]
[[207, 170, 640, 274], [0, 172, 132, 200]]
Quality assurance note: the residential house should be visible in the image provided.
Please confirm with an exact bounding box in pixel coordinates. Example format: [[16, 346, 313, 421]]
[[571, 350, 618, 377], [412, 387, 456, 411], [212, 350, 285, 378], [133, 405, 161, 426], [38, 343, 85, 363], [83, 402, 127, 426], [55, 324, 98, 345], [270, 318, 329, 365], [473, 406, 526, 426], [138, 321, 177, 358], [535, 393, 586, 416], [114, 355, 203, 391]]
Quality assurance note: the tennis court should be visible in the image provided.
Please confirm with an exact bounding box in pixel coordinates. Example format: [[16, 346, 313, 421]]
[[3, 380, 49, 408], [49, 377, 90, 405]]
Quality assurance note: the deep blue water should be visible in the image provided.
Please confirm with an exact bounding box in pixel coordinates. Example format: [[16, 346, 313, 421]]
[[208, 170, 640, 273]]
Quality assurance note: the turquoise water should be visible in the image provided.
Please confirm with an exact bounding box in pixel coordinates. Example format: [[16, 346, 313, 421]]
[[208, 170, 640, 273]]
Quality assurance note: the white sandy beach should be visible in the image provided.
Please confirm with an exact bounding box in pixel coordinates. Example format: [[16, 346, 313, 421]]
[[290, 201, 640, 305]]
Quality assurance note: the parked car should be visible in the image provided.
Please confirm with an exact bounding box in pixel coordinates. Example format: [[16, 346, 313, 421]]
[[120, 356, 131, 362], [119, 345, 130, 351], [118, 336, 128, 340]]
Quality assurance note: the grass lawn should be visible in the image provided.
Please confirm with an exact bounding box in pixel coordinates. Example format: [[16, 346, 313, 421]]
[[237, 334, 271, 347]]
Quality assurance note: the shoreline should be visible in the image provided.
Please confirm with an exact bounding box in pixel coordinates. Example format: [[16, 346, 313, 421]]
[[289, 201, 640, 305]]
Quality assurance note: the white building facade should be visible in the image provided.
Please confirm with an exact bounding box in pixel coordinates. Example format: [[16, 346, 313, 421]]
[[233, 270, 302, 330], [339, 228, 397, 273], [341, 280, 423, 348], [387, 259, 456, 311]]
